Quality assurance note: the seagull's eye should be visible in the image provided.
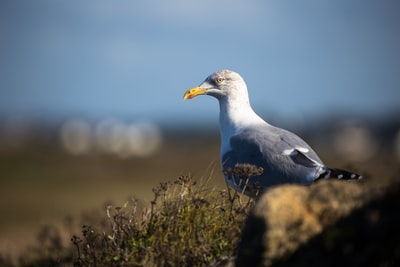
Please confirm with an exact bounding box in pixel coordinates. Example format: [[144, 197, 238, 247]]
[[215, 77, 225, 84]]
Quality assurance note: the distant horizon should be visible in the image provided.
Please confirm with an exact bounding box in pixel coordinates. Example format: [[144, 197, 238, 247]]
[[0, 106, 398, 131]]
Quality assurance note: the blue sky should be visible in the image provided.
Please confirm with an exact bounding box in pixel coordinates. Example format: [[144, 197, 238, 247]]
[[0, 0, 399, 127]]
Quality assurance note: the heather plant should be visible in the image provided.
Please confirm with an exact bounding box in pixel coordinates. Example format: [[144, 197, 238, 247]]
[[1, 166, 261, 267], [72, 167, 260, 266]]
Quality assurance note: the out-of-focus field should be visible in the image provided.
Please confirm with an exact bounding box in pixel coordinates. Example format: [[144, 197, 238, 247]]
[[0, 129, 224, 259], [0, 118, 399, 260]]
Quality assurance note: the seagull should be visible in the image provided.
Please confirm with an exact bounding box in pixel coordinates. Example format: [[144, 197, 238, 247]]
[[183, 70, 362, 195]]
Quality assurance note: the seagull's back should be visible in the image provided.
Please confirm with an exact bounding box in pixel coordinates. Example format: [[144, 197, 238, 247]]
[[222, 123, 323, 190]]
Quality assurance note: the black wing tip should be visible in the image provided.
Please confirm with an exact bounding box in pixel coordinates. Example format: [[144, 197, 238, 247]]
[[317, 167, 363, 181]]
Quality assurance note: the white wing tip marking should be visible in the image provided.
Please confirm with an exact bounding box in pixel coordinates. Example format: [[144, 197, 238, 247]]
[[282, 147, 309, 156], [282, 148, 294, 155], [295, 146, 309, 153]]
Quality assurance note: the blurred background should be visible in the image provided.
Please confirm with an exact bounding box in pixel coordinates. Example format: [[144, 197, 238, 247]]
[[0, 0, 399, 260]]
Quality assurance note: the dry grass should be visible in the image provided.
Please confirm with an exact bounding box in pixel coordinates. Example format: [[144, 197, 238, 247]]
[[69, 170, 259, 266], [2, 166, 262, 267]]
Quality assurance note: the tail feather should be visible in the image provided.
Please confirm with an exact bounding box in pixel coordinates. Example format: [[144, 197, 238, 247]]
[[316, 167, 363, 181]]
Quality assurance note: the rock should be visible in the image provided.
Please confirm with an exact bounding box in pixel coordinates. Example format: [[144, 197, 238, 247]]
[[272, 182, 400, 267], [236, 180, 369, 267]]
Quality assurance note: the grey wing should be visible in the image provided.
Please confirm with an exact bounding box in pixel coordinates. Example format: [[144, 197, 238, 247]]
[[271, 126, 324, 167], [222, 126, 324, 187]]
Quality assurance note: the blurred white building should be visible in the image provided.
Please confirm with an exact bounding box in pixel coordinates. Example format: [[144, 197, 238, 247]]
[[60, 118, 162, 158], [332, 122, 378, 162], [60, 119, 92, 155]]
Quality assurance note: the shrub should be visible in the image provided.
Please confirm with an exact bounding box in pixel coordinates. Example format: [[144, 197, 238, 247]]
[[1, 165, 260, 266], [72, 170, 258, 266]]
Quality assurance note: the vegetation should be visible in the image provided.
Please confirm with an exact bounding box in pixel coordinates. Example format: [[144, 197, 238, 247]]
[[2, 165, 261, 267]]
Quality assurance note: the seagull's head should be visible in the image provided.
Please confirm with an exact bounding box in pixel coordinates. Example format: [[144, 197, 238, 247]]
[[183, 70, 249, 102]]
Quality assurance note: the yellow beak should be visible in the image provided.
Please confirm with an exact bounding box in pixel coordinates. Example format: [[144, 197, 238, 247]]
[[183, 87, 207, 100]]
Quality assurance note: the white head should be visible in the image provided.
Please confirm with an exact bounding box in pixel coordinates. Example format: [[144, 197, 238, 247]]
[[184, 69, 266, 134], [183, 69, 250, 104]]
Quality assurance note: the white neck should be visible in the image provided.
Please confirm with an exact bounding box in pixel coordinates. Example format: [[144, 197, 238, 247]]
[[218, 96, 267, 156]]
